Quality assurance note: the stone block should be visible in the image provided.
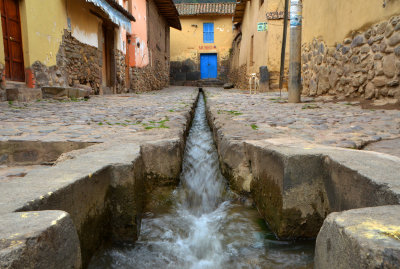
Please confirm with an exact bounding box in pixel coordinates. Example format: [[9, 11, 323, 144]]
[[395, 46, 400, 57], [42, 86, 68, 99], [6, 88, 42, 102], [315, 206, 400, 269], [223, 83, 234, 89], [383, 54, 396, 78], [388, 32, 400, 46], [68, 88, 90, 98], [259, 66, 270, 83], [385, 24, 395, 38], [365, 82, 375, 99], [372, 76, 387, 87], [377, 22, 388, 35], [352, 35, 366, 48], [0, 211, 81, 268]]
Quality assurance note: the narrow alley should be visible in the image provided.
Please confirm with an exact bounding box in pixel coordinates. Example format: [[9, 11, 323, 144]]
[[0, 0, 399, 269]]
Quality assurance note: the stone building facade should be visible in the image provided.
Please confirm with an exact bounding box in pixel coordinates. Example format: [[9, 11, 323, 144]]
[[126, 0, 180, 92], [0, 0, 136, 101], [170, 3, 235, 85], [229, 0, 289, 91], [301, 0, 400, 101]]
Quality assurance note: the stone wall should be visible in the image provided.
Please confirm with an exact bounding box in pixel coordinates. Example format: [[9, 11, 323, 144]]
[[115, 49, 127, 94], [228, 64, 248, 89], [302, 15, 400, 100], [128, 0, 169, 92], [218, 53, 230, 82], [61, 30, 102, 94], [31, 61, 66, 89], [129, 62, 169, 92], [31, 30, 102, 95], [170, 59, 200, 84]]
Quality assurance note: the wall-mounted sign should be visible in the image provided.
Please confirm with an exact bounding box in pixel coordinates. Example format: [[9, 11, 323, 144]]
[[266, 11, 287, 20], [257, 22, 268, 32], [199, 45, 216, 50]]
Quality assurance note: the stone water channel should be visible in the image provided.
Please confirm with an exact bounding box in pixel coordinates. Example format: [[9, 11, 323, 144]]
[[89, 93, 314, 268]]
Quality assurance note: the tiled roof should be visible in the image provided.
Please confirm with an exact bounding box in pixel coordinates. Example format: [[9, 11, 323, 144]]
[[176, 3, 236, 16]]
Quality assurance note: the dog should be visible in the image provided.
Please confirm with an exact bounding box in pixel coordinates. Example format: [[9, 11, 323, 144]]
[[249, 73, 259, 95]]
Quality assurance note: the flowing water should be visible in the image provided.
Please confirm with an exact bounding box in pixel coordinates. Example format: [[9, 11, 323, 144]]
[[89, 93, 314, 269]]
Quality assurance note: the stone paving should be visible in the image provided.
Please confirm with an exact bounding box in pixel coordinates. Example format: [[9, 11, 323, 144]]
[[0, 87, 198, 179], [0, 87, 198, 143], [204, 88, 400, 157]]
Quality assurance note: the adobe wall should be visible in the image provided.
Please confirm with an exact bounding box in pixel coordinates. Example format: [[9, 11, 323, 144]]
[[228, 0, 289, 90]]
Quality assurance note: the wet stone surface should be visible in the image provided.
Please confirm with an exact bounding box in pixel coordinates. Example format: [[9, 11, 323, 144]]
[[204, 88, 400, 157]]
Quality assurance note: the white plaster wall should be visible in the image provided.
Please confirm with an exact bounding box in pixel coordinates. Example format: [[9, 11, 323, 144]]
[[72, 25, 99, 48]]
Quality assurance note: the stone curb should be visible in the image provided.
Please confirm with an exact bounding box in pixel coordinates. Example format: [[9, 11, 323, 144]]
[[0, 88, 199, 268]]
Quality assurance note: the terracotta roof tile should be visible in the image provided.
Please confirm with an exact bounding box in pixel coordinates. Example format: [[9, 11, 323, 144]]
[[176, 3, 235, 16]]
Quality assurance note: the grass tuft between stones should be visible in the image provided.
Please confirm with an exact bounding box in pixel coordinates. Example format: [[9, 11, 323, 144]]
[[251, 124, 259, 130], [217, 110, 243, 116]]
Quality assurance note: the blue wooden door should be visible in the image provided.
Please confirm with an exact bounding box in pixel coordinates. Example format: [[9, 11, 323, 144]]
[[200, 54, 217, 79]]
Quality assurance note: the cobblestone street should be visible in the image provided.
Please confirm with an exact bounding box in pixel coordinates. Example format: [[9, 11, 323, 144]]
[[0, 87, 198, 143], [0, 87, 198, 180], [204, 88, 400, 157]]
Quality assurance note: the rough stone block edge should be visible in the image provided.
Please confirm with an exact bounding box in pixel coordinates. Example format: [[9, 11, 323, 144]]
[[314, 205, 400, 269], [0, 210, 81, 269], [204, 89, 400, 240], [0, 89, 200, 268]]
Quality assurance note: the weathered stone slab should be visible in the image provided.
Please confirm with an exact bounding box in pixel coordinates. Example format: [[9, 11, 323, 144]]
[[0, 87, 199, 267], [41, 86, 68, 99], [6, 88, 42, 102], [42, 86, 90, 99], [0, 211, 81, 269], [315, 206, 400, 269], [245, 139, 400, 238], [68, 87, 90, 98]]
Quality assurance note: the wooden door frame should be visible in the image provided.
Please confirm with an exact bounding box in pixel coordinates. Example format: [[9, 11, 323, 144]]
[[1, 0, 25, 82]]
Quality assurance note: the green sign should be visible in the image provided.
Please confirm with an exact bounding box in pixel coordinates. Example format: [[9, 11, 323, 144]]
[[257, 22, 268, 32]]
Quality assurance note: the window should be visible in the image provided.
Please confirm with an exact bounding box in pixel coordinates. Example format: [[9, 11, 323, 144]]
[[203, 23, 214, 43]]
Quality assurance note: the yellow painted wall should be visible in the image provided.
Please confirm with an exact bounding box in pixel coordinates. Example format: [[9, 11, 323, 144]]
[[19, 0, 67, 67], [236, 0, 289, 74], [170, 15, 234, 66], [0, 0, 114, 68], [303, 0, 400, 46]]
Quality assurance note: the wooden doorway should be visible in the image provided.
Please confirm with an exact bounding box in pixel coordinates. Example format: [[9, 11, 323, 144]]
[[102, 25, 111, 87], [0, 0, 24, 82]]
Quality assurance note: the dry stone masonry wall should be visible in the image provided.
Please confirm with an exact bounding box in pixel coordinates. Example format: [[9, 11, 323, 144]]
[[32, 30, 102, 94], [302, 15, 400, 100], [60, 30, 102, 94], [115, 49, 127, 94], [31, 30, 128, 95], [228, 64, 248, 89], [129, 62, 169, 92]]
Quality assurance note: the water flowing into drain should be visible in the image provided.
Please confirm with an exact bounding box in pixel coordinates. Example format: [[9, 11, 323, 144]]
[[89, 93, 314, 268]]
